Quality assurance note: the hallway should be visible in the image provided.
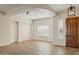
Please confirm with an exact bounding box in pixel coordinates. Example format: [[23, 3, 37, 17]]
[[0, 40, 79, 55]]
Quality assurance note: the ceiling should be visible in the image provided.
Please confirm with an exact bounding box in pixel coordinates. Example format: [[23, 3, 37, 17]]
[[0, 4, 79, 20], [0, 4, 79, 13], [0, 4, 21, 12], [14, 8, 53, 20], [0, 4, 54, 19], [26, 8, 53, 19], [49, 4, 79, 13]]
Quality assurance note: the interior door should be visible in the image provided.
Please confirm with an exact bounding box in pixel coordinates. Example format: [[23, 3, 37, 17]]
[[10, 21, 18, 43], [66, 17, 77, 47]]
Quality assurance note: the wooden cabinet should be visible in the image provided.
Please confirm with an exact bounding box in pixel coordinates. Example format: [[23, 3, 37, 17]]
[[66, 17, 79, 48]]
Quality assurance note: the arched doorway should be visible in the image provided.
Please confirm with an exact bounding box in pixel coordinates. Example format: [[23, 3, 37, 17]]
[[28, 8, 55, 42]]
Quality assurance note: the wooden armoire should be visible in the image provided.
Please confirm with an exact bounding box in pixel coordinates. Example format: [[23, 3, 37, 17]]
[[66, 16, 79, 48]]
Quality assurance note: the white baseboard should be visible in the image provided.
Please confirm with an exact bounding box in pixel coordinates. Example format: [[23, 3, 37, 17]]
[[0, 43, 10, 47], [53, 42, 66, 46]]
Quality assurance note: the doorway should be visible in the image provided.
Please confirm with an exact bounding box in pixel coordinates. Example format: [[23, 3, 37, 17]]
[[66, 17, 79, 48], [10, 21, 19, 43]]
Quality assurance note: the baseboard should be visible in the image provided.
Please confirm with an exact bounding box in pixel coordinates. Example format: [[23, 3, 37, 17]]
[[0, 43, 10, 47], [52, 43, 66, 46]]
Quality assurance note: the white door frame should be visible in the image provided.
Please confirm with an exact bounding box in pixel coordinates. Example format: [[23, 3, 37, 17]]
[[10, 21, 19, 43]]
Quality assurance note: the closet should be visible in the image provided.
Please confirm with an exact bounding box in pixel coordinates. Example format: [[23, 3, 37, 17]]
[[66, 17, 79, 48]]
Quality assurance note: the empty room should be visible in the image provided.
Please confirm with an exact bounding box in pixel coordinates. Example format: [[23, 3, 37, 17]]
[[0, 4, 79, 55]]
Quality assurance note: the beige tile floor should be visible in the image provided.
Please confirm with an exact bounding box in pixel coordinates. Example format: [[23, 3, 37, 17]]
[[0, 40, 79, 55]]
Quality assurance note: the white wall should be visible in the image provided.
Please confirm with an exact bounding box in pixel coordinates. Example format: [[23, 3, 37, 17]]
[[0, 12, 32, 46], [53, 12, 66, 46], [10, 13, 31, 42], [18, 21, 31, 42], [10, 21, 19, 43], [31, 17, 53, 42], [10, 14, 32, 43], [0, 14, 10, 46]]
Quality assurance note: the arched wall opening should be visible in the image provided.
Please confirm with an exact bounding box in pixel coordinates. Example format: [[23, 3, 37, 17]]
[[10, 8, 55, 44]]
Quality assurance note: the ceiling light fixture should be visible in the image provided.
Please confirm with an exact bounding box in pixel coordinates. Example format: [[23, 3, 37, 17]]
[[68, 4, 75, 17]]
